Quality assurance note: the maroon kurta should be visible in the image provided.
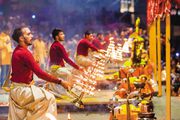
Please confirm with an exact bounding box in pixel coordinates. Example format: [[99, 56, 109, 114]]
[[77, 38, 98, 56], [50, 41, 79, 69], [11, 45, 59, 84], [103, 36, 110, 50], [92, 38, 104, 50]]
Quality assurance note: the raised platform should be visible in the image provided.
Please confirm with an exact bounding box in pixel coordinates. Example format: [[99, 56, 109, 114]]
[[1, 87, 180, 120], [0, 89, 113, 119], [56, 90, 113, 105]]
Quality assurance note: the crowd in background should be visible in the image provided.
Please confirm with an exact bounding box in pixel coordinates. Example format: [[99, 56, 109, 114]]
[[0, 15, 179, 96]]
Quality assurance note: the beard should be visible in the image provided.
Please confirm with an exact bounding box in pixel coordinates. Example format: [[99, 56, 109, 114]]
[[25, 41, 32, 46], [27, 43, 32, 46], [58, 36, 64, 41], [59, 38, 64, 41], [23, 36, 33, 46]]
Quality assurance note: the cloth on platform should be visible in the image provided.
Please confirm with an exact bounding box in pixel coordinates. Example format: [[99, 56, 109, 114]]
[[32, 39, 47, 70], [8, 82, 57, 120]]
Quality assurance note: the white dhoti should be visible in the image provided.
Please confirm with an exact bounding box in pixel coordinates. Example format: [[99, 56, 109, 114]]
[[48, 65, 83, 98], [8, 82, 57, 120], [48, 65, 73, 96], [50, 65, 72, 79], [75, 55, 92, 68]]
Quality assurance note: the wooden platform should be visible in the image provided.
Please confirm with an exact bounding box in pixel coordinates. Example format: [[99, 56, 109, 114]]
[[56, 90, 114, 105]]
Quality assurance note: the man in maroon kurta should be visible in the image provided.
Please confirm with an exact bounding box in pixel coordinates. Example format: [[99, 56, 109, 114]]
[[92, 33, 105, 50], [8, 27, 70, 120], [103, 32, 111, 50], [50, 29, 80, 70], [76, 31, 98, 67], [49, 29, 82, 96]]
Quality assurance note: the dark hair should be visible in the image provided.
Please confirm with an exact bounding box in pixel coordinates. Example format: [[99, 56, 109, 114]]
[[84, 30, 93, 36], [104, 31, 111, 36], [12, 27, 23, 43], [52, 29, 63, 40], [97, 32, 103, 37]]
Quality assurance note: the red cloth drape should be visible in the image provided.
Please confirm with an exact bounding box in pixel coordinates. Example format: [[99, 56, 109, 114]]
[[147, 0, 171, 26], [165, 0, 171, 14], [147, 0, 156, 26]]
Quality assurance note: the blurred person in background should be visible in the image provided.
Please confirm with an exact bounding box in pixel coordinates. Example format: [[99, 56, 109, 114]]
[[103, 31, 111, 50], [0, 28, 12, 87], [171, 58, 180, 96], [8, 26, 71, 120], [32, 35, 47, 70], [119, 30, 126, 45], [92, 32, 105, 50]]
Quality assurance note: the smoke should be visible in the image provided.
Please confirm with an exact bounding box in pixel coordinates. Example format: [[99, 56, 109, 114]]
[[1, 0, 122, 39], [54, 0, 120, 38]]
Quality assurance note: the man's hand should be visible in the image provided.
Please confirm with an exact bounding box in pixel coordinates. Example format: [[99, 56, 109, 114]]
[[78, 66, 84, 72], [60, 80, 73, 90]]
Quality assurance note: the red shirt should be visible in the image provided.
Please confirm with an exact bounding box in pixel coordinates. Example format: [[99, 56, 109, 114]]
[[77, 38, 98, 56], [50, 41, 79, 69], [103, 36, 110, 50], [11, 45, 59, 84], [92, 38, 104, 50]]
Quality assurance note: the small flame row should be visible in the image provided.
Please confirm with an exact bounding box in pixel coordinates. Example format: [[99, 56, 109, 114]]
[[73, 52, 106, 95]]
